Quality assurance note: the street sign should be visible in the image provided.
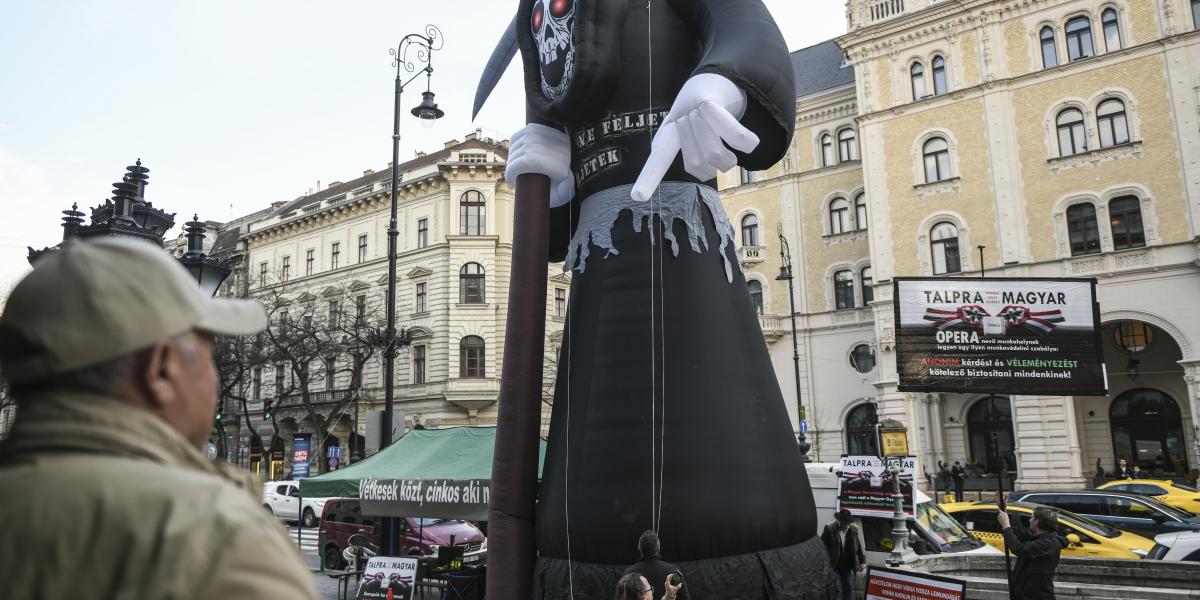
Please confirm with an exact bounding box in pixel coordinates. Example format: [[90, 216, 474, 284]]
[[881, 431, 909, 457], [800, 420, 808, 435]]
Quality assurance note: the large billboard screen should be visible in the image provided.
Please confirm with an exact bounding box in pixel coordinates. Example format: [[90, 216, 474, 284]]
[[894, 277, 1106, 396]]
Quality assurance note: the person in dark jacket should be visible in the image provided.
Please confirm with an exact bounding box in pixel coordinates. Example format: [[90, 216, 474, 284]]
[[1115, 458, 1133, 479], [820, 510, 866, 600], [951, 461, 967, 502], [624, 530, 689, 600], [998, 507, 1069, 599]]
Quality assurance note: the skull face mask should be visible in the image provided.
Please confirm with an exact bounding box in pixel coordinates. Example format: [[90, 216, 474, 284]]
[[532, 0, 576, 100]]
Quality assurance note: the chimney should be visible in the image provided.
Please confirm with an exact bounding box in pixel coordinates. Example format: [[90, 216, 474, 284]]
[[444, 138, 459, 149], [465, 130, 479, 141], [415, 151, 427, 158], [328, 181, 343, 189], [363, 169, 374, 176]]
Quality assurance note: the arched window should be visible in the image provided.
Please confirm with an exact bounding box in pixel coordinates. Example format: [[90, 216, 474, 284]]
[[1067, 203, 1101, 256], [860, 267, 874, 304], [459, 190, 486, 235], [1114, 321, 1153, 353], [1041, 26, 1059, 68], [1102, 8, 1122, 51], [834, 270, 855, 309], [838, 128, 859, 162], [968, 397, 1017, 476], [931, 55, 947, 96], [846, 403, 880, 456], [1111, 389, 1190, 475], [930, 222, 961, 275], [747, 280, 764, 315], [850, 344, 876, 373], [1108, 195, 1145, 250], [741, 214, 760, 246], [820, 134, 834, 167], [911, 61, 927, 100], [1097, 99, 1129, 148], [459, 263, 486, 303], [460, 336, 486, 378], [854, 194, 868, 231], [1065, 16, 1094, 62], [829, 198, 850, 234], [1057, 108, 1088, 156], [922, 137, 951, 183]]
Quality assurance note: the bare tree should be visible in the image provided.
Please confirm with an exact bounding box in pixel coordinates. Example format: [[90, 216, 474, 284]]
[[254, 284, 390, 474]]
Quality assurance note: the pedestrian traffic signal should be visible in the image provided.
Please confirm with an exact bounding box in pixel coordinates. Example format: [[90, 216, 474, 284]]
[[264, 400, 273, 421]]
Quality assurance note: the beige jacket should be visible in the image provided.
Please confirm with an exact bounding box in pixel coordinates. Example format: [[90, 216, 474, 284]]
[[0, 391, 317, 599]]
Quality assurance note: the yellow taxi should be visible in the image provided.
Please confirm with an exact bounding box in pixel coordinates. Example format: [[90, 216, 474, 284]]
[[941, 500, 1154, 559], [1095, 479, 1200, 514]]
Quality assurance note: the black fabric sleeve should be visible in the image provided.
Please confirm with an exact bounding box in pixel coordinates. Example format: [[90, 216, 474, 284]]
[[667, 0, 796, 170]]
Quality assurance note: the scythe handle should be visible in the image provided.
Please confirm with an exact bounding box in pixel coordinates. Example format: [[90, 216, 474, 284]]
[[487, 108, 553, 600]]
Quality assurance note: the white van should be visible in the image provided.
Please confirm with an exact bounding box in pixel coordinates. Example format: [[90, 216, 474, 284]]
[[807, 463, 1000, 565], [262, 480, 330, 527]]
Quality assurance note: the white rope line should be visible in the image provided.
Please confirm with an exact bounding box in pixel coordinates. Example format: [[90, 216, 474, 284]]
[[645, 0, 662, 536], [565, 167, 576, 598]]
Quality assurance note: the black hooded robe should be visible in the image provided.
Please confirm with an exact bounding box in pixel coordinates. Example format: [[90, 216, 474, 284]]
[[516, 0, 836, 597]]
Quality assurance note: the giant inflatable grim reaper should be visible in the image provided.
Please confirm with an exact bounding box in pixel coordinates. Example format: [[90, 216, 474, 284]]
[[478, 1, 835, 598]]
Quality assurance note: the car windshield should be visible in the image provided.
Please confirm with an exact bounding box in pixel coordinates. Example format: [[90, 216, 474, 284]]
[[916, 502, 974, 545], [413, 518, 455, 526], [1136, 495, 1195, 520], [1061, 513, 1121, 538]]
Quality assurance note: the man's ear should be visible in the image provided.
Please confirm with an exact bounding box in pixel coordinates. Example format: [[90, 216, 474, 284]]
[[141, 340, 179, 408]]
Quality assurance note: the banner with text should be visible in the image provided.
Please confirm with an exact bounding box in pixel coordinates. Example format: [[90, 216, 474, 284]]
[[291, 433, 312, 479], [355, 556, 418, 600], [894, 277, 1106, 396], [838, 456, 915, 517], [359, 478, 491, 520], [865, 566, 966, 600]]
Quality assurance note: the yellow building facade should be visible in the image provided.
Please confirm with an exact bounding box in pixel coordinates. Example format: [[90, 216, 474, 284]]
[[724, 0, 1200, 488]]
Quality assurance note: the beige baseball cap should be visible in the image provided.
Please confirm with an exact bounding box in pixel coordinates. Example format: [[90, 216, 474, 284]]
[[0, 236, 266, 384]]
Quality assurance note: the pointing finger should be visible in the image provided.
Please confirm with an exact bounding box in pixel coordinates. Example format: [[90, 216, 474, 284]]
[[632, 122, 680, 202]]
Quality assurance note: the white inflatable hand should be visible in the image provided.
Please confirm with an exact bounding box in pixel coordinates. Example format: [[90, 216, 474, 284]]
[[632, 73, 759, 202], [505, 123, 575, 208]]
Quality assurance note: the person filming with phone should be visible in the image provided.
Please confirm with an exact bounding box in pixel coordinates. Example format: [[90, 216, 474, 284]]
[[997, 506, 1069, 599], [624, 530, 689, 600]]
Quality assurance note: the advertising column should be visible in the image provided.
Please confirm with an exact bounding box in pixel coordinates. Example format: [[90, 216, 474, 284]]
[[292, 432, 312, 479]]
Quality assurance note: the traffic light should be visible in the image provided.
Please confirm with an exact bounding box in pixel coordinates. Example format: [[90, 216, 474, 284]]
[[264, 400, 273, 421]]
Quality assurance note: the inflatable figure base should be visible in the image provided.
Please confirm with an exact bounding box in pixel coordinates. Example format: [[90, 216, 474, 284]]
[[531, 537, 837, 599]]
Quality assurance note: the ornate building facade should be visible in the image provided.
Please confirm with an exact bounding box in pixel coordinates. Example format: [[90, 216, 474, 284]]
[[722, 0, 1200, 488]]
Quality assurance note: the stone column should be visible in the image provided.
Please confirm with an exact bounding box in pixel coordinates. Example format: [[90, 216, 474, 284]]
[[920, 394, 937, 489], [931, 394, 947, 466], [1181, 361, 1200, 470], [1013, 396, 1087, 489]]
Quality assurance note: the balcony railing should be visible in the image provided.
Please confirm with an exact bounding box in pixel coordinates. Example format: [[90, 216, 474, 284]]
[[848, 0, 936, 28], [738, 245, 767, 265], [275, 388, 356, 408]]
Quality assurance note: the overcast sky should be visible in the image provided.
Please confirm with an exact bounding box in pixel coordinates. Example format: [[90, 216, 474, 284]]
[[0, 0, 847, 290]]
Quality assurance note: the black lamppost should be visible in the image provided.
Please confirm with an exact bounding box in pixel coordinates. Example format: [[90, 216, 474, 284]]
[[383, 26, 445, 453], [178, 215, 233, 297], [776, 230, 810, 461]]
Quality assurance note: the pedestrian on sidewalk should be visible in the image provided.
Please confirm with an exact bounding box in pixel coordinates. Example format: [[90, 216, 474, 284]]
[[0, 238, 316, 599], [951, 461, 967, 502], [821, 509, 866, 600], [624, 530, 689, 600], [998, 507, 1069, 600]]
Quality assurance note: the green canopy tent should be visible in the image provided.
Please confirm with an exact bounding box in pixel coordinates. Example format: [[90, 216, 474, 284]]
[[299, 426, 546, 520]]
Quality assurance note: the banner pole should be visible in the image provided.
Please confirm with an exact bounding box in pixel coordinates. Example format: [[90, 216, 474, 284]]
[[993, 400, 1015, 600]]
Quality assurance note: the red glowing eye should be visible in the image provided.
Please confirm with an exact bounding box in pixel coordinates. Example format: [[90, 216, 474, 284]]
[[532, 3, 544, 31], [550, 0, 571, 17]]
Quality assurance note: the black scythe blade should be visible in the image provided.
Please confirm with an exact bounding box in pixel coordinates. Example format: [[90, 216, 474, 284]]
[[472, 14, 519, 121]]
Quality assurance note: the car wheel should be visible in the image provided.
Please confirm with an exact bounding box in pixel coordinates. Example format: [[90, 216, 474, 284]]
[[302, 508, 317, 528], [324, 544, 345, 570], [263, 504, 274, 516]]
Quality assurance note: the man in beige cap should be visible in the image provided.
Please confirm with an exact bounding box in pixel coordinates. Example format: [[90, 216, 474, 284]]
[[0, 237, 316, 598]]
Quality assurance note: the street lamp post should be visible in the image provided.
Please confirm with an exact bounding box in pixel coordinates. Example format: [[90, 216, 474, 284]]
[[776, 230, 810, 461], [383, 25, 444, 451], [178, 215, 233, 297]]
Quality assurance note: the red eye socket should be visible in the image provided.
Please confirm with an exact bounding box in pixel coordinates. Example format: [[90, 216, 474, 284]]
[[550, 0, 571, 17], [532, 3, 544, 31]]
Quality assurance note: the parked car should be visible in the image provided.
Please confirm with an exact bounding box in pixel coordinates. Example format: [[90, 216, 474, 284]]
[[318, 497, 486, 570], [261, 480, 329, 527], [942, 500, 1153, 559], [1094, 479, 1200, 514], [806, 464, 1000, 566], [1145, 531, 1200, 562], [1009, 489, 1200, 539]]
